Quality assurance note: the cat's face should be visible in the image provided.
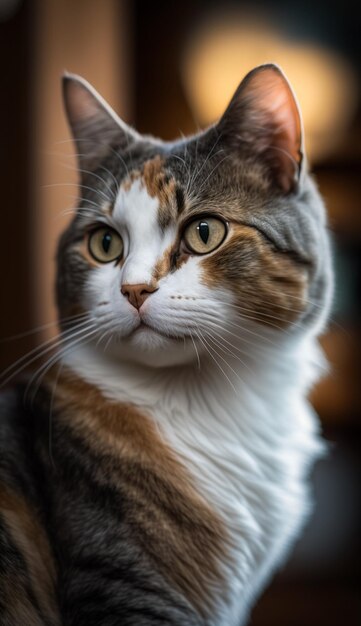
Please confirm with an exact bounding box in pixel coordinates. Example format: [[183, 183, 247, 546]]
[[57, 65, 332, 368]]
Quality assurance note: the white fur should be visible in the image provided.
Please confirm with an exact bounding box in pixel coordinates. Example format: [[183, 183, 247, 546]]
[[62, 182, 328, 625]]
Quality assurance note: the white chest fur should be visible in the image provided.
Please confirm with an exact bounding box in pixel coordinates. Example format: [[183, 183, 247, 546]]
[[63, 338, 325, 626]]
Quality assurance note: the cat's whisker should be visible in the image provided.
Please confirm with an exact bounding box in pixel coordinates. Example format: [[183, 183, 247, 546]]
[[226, 310, 293, 333], [196, 153, 230, 197], [57, 202, 108, 217], [185, 324, 201, 370], [170, 308, 281, 347], [206, 317, 284, 352], [0, 313, 88, 343], [202, 319, 270, 355], [194, 328, 238, 393], [185, 134, 200, 196], [42, 182, 112, 205], [219, 304, 299, 334], [227, 312, 285, 333], [54, 207, 82, 220], [0, 331, 63, 382], [76, 168, 116, 202], [75, 197, 104, 210], [26, 325, 98, 404], [97, 164, 120, 197], [78, 182, 113, 204], [0, 337, 61, 390], [258, 287, 328, 311], [255, 292, 347, 335], [198, 329, 251, 384], [58, 209, 94, 220], [269, 297, 343, 331], [202, 330, 254, 376], [59, 160, 118, 201], [49, 142, 125, 188], [208, 316, 284, 349], [168, 152, 192, 185], [202, 300, 296, 331], [95, 327, 113, 350], [167, 152, 187, 168], [109, 146, 130, 180], [224, 297, 305, 319], [75, 209, 103, 219], [189, 148, 227, 199], [51, 137, 89, 147], [189, 132, 223, 191], [0, 319, 93, 389], [103, 333, 115, 353], [202, 320, 264, 353], [168, 303, 286, 335]]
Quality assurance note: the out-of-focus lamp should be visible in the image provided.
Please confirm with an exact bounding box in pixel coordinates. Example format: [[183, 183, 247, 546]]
[[182, 15, 358, 162]]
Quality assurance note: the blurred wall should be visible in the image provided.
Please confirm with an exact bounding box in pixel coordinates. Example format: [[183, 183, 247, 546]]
[[0, 0, 33, 371], [0, 0, 132, 370], [32, 0, 132, 334]]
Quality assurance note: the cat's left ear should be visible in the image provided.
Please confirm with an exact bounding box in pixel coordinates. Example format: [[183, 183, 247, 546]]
[[62, 73, 140, 173], [217, 64, 305, 193]]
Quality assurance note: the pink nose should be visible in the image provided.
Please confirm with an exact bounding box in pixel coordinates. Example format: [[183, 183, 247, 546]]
[[121, 283, 158, 310]]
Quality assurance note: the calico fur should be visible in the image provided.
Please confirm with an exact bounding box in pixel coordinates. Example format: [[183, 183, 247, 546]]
[[0, 64, 333, 625]]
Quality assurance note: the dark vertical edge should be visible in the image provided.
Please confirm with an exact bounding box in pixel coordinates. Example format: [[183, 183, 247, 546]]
[[0, 0, 35, 373]]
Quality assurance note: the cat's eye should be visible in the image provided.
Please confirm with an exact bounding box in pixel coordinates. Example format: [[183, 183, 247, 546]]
[[183, 216, 227, 254], [88, 227, 123, 263]]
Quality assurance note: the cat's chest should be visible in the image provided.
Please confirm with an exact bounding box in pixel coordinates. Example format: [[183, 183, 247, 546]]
[[142, 396, 317, 626], [58, 354, 322, 626]]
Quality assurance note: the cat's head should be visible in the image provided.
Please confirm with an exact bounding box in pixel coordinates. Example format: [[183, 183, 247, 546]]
[[57, 64, 332, 368]]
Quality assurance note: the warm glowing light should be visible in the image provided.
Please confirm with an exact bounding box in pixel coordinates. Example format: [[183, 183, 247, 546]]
[[182, 14, 358, 161]]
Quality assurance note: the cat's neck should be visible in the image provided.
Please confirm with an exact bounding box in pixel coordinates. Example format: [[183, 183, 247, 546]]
[[61, 332, 323, 418]]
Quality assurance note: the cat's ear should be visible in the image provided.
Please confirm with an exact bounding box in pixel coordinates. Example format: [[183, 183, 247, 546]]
[[62, 73, 140, 173], [217, 64, 305, 193]]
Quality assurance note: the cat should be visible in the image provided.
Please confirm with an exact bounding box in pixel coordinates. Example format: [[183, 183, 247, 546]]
[[0, 63, 333, 625]]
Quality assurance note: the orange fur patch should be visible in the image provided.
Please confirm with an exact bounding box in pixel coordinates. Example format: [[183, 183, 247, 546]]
[[202, 224, 307, 328], [152, 244, 173, 281], [120, 156, 179, 229], [142, 156, 178, 229]]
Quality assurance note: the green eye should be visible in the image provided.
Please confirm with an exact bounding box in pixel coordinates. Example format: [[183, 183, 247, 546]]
[[183, 216, 227, 254], [88, 227, 123, 263]]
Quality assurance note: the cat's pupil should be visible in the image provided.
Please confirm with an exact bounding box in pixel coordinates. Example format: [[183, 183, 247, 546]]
[[198, 221, 209, 244], [102, 232, 112, 253]]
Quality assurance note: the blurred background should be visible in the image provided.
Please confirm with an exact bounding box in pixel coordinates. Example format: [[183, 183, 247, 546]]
[[0, 1, 360, 624]]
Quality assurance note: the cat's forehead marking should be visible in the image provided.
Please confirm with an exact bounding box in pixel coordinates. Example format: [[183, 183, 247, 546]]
[[142, 156, 177, 229], [117, 155, 182, 230], [114, 178, 159, 235]]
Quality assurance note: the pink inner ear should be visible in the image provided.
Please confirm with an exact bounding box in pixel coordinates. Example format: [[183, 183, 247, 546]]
[[247, 69, 302, 188]]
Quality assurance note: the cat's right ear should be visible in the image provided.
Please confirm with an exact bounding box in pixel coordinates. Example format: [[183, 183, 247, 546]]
[[62, 73, 140, 173], [216, 64, 305, 194]]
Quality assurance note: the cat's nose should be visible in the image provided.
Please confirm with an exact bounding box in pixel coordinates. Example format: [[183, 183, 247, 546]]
[[121, 283, 158, 310]]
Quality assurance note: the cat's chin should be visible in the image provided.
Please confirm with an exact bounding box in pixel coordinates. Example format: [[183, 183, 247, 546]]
[[131, 322, 181, 343], [109, 325, 198, 368]]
